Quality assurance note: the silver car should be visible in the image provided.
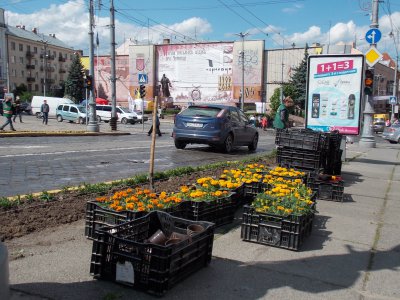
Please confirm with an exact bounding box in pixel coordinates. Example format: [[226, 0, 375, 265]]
[[382, 123, 400, 144]]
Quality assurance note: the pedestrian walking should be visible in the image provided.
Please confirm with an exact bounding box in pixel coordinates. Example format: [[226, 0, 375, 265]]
[[273, 96, 294, 129], [0, 96, 16, 131], [261, 116, 268, 131], [13, 96, 23, 123], [41, 99, 50, 125], [147, 114, 162, 137]]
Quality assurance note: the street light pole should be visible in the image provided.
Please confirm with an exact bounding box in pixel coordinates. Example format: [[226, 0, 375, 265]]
[[235, 32, 249, 110], [359, 0, 379, 148], [87, 0, 99, 132]]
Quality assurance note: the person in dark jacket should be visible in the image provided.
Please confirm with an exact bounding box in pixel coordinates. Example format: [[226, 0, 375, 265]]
[[13, 96, 23, 123], [273, 96, 294, 129], [40, 100, 50, 125], [147, 114, 162, 137], [0, 97, 16, 131]]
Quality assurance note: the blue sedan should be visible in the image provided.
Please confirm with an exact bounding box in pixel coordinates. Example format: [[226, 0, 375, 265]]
[[172, 104, 259, 153]]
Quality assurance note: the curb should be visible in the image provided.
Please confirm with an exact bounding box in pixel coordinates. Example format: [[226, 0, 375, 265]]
[[0, 131, 131, 138]]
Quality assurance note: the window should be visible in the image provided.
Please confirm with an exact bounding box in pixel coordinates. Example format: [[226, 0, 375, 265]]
[[95, 106, 102, 111], [35, 84, 39, 91], [230, 108, 241, 123], [11, 56, 16, 63], [27, 45, 31, 51], [19, 57, 24, 64], [19, 44, 23, 51], [71, 107, 78, 113], [34, 47, 37, 53], [57, 105, 63, 110], [102, 106, 112, 112], [11, 42, 15, 50], [35, 72, 39, 79], [28, 84, 32, 92], [11, 69, 16, 76], [63, 106, 69, 112], [21, 70, 24, 77]]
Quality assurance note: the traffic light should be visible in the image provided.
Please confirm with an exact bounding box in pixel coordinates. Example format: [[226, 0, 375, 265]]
[[139, 84, 146, 98], [85, 75, 93, 91], [364, 69, 374, 96]]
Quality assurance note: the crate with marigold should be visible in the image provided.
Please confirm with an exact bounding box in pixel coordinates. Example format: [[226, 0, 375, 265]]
[[176, 185, 236, 227], [241, 180, 316, 251], [85, 187, 185, 240]]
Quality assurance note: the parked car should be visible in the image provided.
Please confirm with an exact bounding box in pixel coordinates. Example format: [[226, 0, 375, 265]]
[[133, 110, 149, 123], [20, 102, 32, 114], [172, 104, 259, 153], [95, 105, 138, 124], [373, 121, 385, 133], [382, 123, 400, 144], [56, 104, 87, 124]]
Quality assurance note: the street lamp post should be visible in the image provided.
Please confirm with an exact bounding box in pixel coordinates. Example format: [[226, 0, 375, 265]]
[[235, 32, 249, 110], [40, 40, 48, 97]]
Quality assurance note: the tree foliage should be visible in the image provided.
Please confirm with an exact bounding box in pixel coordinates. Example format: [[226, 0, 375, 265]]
[[97, 83, 108, 100], [12, 83, 28, 97], [288, 47, 309, 109], [64, 54, 85, 103]]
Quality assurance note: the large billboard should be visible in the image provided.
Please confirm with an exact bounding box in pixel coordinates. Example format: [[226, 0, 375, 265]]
[[156, 42, 235, 104], [129, 45, 155, 100], [305, 54, 365, 135]]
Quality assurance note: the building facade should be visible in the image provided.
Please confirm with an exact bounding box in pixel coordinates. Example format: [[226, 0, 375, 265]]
[[0, 8, 76, 98]]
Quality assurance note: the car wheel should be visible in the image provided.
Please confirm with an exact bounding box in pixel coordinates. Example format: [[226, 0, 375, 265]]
[[248, 134, 259, 151], [96, 115, 101, 122], [389, 140, 397, 144], [57, 115, 63, 122], [78, 117, 85, 124], [121, 118, 128, 124], [222, 134, 234, 153], [174, 140, 187, 149]]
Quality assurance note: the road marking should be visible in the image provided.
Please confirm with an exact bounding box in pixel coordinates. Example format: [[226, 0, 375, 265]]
[[1, 144, 174, 158]]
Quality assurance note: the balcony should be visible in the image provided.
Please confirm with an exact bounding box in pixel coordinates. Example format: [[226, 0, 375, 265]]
[[40, 54, 55, 60], [40, 78, 55, 84], [26, 51, 35, 58], [58, 56, 66, 62], [27, 77, 36, 82], [40, 66, 55, 72], [26, 64, 35, 70], [59, 68, 66, 73]]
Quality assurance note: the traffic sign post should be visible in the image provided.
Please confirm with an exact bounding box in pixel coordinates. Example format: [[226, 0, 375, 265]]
[[138, 74, 148, 84], [365, 28, 382, 44], [389, 96, 397, 105], [365, 47, 382, 67]]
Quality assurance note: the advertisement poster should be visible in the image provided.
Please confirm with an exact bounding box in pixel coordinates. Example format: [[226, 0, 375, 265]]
[[156, 42, 234, 104], [306, 54, 364, 135]]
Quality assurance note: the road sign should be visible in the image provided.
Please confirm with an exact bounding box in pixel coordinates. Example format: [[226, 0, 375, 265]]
[[138, 73, 148, 84], [389, 96, 397, 104], [365, 28, 382, 44], [365, 47, 382, 67]]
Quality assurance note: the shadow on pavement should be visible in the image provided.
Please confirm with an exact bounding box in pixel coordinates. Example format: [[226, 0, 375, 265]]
[[11, 244, 400, 300], [353, 158, 400, 166]]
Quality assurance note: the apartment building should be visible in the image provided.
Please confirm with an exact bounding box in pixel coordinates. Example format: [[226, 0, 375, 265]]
[[0, 8, 76, 97]]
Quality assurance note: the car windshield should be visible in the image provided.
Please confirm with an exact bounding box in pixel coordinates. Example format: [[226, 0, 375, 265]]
[[78, 106, 86, 113], [119, 107, 130, 113], [180, 106, 222, 117]]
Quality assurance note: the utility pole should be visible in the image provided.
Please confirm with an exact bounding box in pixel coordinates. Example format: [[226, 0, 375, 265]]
[[390, 30, 399, 121], [359, 0, 378, 148], [41, 40, 48, 97], [87, 0, 99, 132], [109, 0, 117, 130], [280, 39, 284, 103], [235, 32, 249, 110]]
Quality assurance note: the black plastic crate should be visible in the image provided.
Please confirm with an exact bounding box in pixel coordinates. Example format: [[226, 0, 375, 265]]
[[184, 193, 236, 227], [277, 147, 322, 171], [308, 180, 344, 202], [243, 181, 267, 203], [90, 211, 215, 296], [85, 201, 186, 240], [241, 205, 314, 251], [275, 129, 323, 151]]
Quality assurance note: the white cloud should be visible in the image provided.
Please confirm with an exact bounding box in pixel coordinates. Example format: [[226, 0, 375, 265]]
[[282, 3, 303, 14], [4, 0, 212, 54]]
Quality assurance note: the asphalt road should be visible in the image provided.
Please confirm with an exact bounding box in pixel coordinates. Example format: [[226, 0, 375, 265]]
[[0, 127, 277, 197]]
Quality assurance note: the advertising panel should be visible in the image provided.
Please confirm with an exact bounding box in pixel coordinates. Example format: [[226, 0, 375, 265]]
[[156, 42, 234, 104], [129, 45, 155, 100], [306, 54, 365, 135], [232, 40, 264, 102]]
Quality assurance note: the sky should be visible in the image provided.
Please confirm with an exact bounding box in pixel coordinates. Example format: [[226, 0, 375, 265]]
[[1, 0, 400, 60]]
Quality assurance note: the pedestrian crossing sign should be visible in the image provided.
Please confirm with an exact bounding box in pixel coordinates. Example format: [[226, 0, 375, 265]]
[[138, 73, 148, 84]]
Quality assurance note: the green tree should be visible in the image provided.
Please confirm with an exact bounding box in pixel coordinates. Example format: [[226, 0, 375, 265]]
[[12, 83, 28, 97], [269, 85, 297, 118], [288, 46, 309, 109], [65, 54, 85, 103]]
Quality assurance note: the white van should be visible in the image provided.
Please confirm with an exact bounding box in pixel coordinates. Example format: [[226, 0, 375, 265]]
[[31, 96, 74, 118], [96, 105, 138, 124]]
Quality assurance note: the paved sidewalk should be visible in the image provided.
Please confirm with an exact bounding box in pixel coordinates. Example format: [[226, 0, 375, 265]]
[[4, 142, 400, 299]]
